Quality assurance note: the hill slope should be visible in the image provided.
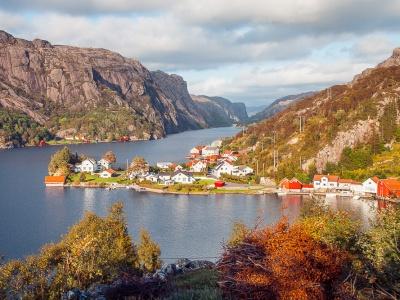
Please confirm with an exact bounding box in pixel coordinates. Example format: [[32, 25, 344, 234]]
[[0, 31, 246, 148], [191, 95, 248, 127], [225, 48, 400, 179]]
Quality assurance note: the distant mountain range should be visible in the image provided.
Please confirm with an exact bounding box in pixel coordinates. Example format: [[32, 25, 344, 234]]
[[246, 105, 267, 116], [0, 30, 247, 148], [248, 92, 315, 123]]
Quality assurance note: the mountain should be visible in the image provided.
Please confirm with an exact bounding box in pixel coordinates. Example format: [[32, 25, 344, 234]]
[[248, 92, 315, 123], [246, 105, 267, 116], [225, 47, 400, 179], [191, 95, 248, 126], [0, 30, 247, 148]]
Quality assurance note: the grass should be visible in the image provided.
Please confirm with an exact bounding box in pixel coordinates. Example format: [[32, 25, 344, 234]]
[[162, 269, 223, 300], [67, 172, 132, 185]]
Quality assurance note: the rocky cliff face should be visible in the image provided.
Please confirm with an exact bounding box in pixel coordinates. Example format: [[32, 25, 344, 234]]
[[0, 30, 247, 146], [191, 95, 248, 126]]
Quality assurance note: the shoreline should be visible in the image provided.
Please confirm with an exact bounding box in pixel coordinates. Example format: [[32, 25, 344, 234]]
[[60, 183, 388, 200], [63, 182, 277, 195], [1, 126, 241, 150]]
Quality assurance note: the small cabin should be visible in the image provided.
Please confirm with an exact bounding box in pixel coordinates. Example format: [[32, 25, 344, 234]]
[[44, 176, 66, 187]]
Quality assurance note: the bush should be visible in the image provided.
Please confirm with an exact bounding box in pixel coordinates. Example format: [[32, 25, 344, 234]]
[[218, 218, 350, 299], [227, 221, 250, 247], [0, 203, 139, 299], [358, 207, 400, 297]]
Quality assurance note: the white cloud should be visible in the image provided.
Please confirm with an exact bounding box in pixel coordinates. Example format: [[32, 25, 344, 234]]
[[189, 59, 371, 104], [0, 1, 399, 104]]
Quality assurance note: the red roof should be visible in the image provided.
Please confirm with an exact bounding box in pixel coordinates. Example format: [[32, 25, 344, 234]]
[[371, 176, 379, 183], [104, 169, 116, 174], [290, 177, 302, 184], [313, 174, 339, 182], [44, 176, 66, 183], [302, 184, 314, 188], [380, 179, 400, 191]]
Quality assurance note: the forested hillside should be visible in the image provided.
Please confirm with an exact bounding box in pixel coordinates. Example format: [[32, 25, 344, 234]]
[[224, 48, 400, 181]]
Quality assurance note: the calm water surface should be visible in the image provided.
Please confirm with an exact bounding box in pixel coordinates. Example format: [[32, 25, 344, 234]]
[[0, 127, 376, 261]]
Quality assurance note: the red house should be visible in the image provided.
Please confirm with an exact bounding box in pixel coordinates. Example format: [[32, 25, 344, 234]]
[[279, 177, 303, 190], [377, 179, 400, 198]]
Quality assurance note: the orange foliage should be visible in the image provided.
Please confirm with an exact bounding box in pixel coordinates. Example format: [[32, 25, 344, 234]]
[[217, 218, 350, 299]]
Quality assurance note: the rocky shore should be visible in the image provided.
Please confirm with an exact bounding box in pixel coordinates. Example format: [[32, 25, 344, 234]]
[[62, 259, 215, 300]]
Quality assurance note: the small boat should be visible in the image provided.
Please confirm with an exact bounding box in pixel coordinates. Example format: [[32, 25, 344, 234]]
[[352, 195, 361, 200]]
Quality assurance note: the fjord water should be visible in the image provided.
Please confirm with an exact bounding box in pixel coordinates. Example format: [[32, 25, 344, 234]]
[[0, 127, 375, 261]]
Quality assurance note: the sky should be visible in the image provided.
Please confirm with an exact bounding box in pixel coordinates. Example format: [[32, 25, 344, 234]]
[[1, 0, 400, 106]]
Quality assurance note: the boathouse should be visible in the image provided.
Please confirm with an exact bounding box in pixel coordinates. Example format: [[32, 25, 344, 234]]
[[377, 179, 400, 198], [44, 176, 66, 187]]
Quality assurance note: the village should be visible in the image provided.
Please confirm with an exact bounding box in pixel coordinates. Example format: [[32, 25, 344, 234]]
[[43, 140, 400, 200], [44, 140, 258, 194], [278, 175, 400, 201]]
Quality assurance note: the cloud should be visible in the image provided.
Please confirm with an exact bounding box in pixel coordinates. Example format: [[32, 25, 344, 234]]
[[188, 59, 371, 104], [0, 1, 399, 105], [1, 0, 175, 14]]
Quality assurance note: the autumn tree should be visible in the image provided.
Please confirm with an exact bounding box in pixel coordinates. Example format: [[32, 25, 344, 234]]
[[218, 218, 350, 299], [48, 146, 72, 175], [0, 203, 140, 298], [137, 229, 161, 273], [103, 150, 116, 163], [129, 156, 149, 175]]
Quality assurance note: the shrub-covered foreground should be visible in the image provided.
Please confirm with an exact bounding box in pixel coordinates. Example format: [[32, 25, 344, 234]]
[[0, 203, 161, 299], [1, 199, 400, 299], [219, 199, 400, 299]]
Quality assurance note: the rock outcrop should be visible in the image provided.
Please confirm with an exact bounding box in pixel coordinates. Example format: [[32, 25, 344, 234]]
[[0, 30, 247, 144]]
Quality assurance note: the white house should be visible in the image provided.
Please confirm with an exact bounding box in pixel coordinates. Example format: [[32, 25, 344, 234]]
[[98, 158, 114, 170], [313, 175, 339, 189], [191, 161, 208, 173], [172, 171, 196, 184], [212, 161, 235, 178], [362, 177, 379, 194], [232, 165, 253, 177], [159, 172, 172, 181], [202, 146, 220, 156], [190, 146, 204, 156], [145, 173, 159, 183], [157, 162, 173, 170], [100, 169, 116, 178], [80, 158, 99, 173]]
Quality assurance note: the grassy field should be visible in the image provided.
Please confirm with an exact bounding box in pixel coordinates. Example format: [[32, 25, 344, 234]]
[[67, 172, 132, 185]]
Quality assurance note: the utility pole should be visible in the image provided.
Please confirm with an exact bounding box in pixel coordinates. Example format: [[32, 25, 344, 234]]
[[262, 163, 265, 175], [256, 160, 259, 175], [299, 116, 302, 133]]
